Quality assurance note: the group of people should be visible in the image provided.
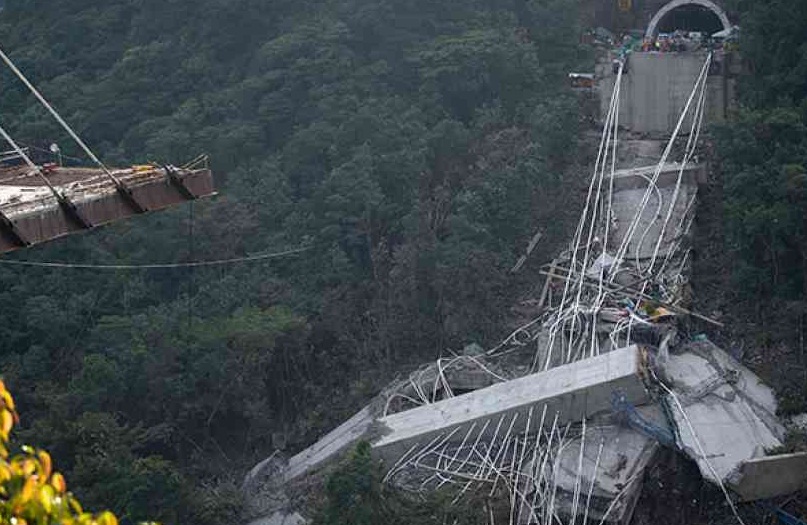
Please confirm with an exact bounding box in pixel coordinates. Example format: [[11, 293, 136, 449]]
[[634, 30, 737, 54], [639, 31, 712, 53]]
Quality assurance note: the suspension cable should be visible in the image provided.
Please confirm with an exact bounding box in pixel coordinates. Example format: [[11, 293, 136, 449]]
[[0, 120, 61, 196], [0, 47, 123, 184], [0, 246, 311, 270]]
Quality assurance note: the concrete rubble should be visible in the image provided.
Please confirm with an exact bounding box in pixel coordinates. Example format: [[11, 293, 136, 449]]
[[550, 422, 660, 523], [729, 453, 807, 502], [244, 47, 806, 525]]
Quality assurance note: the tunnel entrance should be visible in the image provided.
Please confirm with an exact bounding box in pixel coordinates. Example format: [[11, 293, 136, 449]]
[[646, 0, 731, 37], [657, 5, 723, 34]]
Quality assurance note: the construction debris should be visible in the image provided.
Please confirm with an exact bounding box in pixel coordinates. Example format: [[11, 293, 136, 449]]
[[659, 339, 786, 486], [728, 452, 807, 502], [373, 345, 647, 467], [245, 52, 806, 525]]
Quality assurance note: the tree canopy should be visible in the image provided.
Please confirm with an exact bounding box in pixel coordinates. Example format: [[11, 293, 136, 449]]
[[0, 0, 589, 522]]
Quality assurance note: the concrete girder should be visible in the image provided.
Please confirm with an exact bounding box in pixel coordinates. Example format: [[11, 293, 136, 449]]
[[371, 345, 649, 467]]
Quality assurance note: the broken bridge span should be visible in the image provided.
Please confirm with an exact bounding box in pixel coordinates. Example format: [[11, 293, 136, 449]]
[[244, 45, 807, 525]]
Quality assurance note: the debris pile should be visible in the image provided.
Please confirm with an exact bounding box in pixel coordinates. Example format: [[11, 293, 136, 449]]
[[245, 54, 807, 525]]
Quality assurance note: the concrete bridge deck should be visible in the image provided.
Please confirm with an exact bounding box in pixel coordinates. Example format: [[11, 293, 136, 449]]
[[0, 164, 215, 252]]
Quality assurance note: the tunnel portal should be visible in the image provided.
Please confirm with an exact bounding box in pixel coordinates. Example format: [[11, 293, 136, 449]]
[[645, 0, 731, 37], [657, 5, 724, 34]]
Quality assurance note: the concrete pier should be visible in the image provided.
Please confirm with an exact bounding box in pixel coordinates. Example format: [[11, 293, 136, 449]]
[[597, 51, 736, 136]]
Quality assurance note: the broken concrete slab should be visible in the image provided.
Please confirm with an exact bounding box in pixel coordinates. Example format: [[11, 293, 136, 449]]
[[728, 452, 807, 502], [556, 424, 658, 500], [553, 423, 659, 522], [669, 394, 781, 483], [372, 345, 649, 467], [243, 453, 295, 521], [664, 341, 783, 432], [608, 176, 697, 260], [660, 343, 786, 486], [610, 163, 705, 192]]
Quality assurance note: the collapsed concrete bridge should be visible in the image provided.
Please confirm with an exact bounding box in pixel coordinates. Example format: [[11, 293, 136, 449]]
[[244, 24, 807, 525]]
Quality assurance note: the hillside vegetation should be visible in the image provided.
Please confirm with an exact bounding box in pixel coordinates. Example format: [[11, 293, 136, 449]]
[[0, 0, 588, 522], [0, 0, 804, 523], [702, 0, 807, 414]]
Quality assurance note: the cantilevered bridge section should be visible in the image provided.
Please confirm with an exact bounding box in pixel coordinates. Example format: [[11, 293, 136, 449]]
[[0, 162, 215, 253], [0, 45, 215, 254]]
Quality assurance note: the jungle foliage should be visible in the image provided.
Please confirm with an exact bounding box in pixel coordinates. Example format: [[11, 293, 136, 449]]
[[0, 0, 589, 522], [715, 0, 807, 300], [0, 380, 142, 525], [709, 0, 807, 417], [312, 442, 502, 525]]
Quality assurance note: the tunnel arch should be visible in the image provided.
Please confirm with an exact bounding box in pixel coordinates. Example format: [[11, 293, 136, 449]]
[[645, 0, 731, 37]]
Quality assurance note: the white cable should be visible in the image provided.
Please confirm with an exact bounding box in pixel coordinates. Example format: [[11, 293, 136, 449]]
[[610, 53, 712, 282], [0, 246, 311, 269], [0, 45, 121, 185], [648, 62, 710, 273], [657, 376, 746, 525], [614, 53, 712, 343], [0, 120, 62, 197], [544, 64, 624, 370]]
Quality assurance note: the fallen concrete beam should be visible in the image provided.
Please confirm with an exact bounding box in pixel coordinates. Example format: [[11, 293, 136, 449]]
[[372, 345, 649, 466], [728, 452, 807, 502], [284, 405, 376, 482], [0, 166, 215, 253]]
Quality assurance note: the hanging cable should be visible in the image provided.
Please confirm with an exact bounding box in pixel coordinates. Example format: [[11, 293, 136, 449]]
[[541, 61, 625, 371], [0, 246, 310, 270], [0, 121, 60, 195], [0, 119, 92, 228], [0, 47, 117, 182], [0, 45, 146, 212], [609, 53, 712, 283]]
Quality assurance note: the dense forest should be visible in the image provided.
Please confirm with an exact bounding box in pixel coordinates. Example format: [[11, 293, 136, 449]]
[[0, 0, 589, 523], [0, 0, 804, 523], [705, 0, 807, 414]]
